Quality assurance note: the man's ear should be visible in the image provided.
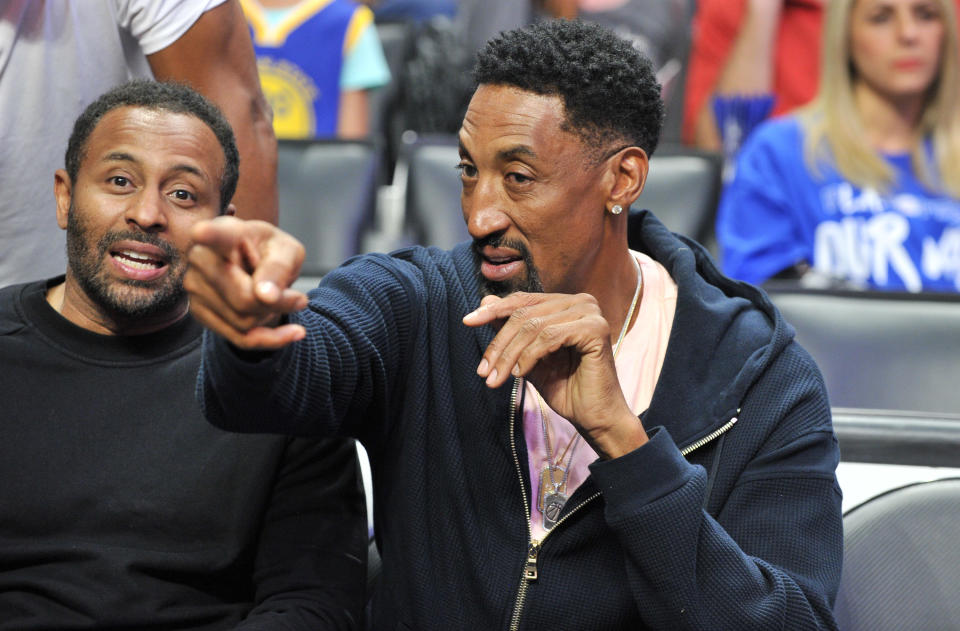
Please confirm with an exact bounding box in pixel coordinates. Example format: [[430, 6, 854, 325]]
[[54, 169, 72, 230], [607, 147, 649, 213], [224, 203, 237, 217]]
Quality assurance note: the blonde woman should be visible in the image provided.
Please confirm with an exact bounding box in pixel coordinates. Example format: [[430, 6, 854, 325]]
[[717, 0, 960, 291]]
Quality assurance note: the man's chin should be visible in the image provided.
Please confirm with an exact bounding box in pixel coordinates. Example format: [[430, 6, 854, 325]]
[[88, 274, 185, 321]]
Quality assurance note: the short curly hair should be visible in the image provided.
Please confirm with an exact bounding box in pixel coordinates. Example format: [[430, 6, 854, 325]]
[[65, 80, 239, 213], [473, 19, 664, 160]]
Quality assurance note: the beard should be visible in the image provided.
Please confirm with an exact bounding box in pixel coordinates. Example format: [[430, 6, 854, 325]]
[[65, 203, 185, 321], [471, 234, 544, 297]]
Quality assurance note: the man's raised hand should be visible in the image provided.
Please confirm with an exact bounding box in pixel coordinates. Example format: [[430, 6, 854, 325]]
[[185, 216, 309, 350]]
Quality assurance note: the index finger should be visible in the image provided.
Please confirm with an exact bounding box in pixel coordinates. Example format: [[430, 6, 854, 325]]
[[462, 292, 544, 327], [190, 216, 251, 258]]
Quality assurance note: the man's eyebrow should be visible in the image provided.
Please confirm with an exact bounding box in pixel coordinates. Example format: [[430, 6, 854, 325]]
[[101, 152, 207, 180], [169, 163, 207, 180], [497, 145, 537, 161], [103, 151, 136, 164], [457, 141, 538, 162]]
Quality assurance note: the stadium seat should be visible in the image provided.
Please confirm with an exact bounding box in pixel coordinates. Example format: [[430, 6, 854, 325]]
[[834, 477, 960, 630], [766, 287, 960, 415], [277, 138, 382, 276], [631, 145, 723, 251]]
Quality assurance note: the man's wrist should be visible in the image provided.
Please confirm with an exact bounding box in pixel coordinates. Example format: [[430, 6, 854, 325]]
[[586, 410, 649, 460]]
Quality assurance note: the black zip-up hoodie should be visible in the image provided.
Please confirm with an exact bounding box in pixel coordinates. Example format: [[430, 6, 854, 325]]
[[200, 211, 842, 630]]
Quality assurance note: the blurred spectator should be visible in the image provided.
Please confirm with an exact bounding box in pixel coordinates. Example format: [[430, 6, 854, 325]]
[[242, 0, 391, 139], [0, 0, 278, 288], [683, 0, 822, 158], [717, 0, 960, 292]]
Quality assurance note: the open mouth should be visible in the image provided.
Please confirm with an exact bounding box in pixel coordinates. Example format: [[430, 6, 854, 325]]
[[112, 249, 164, 270], [479, 248, 525, 281], [108, 242, 170, 281]]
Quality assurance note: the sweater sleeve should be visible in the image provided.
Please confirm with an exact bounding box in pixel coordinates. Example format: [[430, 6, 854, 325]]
[[716, 118, 812, 285], [233, 437, 367, 630], [588, 347, 842, 630], [197, 255, 421, 445]]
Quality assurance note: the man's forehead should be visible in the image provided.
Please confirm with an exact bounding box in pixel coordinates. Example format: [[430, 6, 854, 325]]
[[460, 85, 579, 155], [85, 107, 222, 172]]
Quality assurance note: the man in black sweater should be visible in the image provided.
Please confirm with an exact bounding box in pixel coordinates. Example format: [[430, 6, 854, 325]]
[[0, 80, 366, 629]]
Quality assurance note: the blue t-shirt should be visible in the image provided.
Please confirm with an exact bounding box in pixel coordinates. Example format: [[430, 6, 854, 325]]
[[717, 116, 960, 292]]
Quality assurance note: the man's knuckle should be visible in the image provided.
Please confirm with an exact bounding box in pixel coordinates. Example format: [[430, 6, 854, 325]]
[[520, 317, 543, 336]]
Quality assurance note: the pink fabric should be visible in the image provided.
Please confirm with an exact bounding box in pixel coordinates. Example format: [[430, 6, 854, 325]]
[[523, 251, 678, 541]]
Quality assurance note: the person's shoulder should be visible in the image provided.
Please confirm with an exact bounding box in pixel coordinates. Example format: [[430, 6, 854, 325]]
[[748, 114, 805, 147], [0, 281, 40, 335]]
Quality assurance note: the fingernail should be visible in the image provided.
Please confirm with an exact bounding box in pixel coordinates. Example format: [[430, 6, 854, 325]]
[[257, 281, 279, 301], [477, 358, 488, 375], [486, 368, 499, 386], [512, 363, 521, 376]]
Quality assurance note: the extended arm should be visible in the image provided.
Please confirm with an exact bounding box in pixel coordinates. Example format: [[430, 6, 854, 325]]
[[715, 120, 811, 284], [186, 217, 417, 440], [234, 437, 367, 630], [148, 0, 279, 224]]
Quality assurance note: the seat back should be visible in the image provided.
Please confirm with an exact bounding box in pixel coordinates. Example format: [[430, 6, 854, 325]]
[[767, 287, 960, 414], [834, 478, 960, 630], [402, 135, 467, 249], [277, 139, 381, 276], [631, 145, 723, 250]]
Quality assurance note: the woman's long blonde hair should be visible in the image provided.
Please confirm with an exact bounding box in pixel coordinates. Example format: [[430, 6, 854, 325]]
[[800, 0, 960, 196]]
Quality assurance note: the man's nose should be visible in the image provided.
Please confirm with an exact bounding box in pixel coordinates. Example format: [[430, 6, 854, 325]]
[[462, 178, 510, 239], [125, 189, 167, 231]]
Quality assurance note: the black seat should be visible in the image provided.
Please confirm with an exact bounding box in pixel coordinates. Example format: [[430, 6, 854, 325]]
[[834, 477, 960, 630], [631, 145, 723, 251], [766, 287, 960, 415], [276, 138, 382, 276]]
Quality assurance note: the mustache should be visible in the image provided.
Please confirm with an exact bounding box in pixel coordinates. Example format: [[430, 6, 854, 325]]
[[471, 234, 530, 257]]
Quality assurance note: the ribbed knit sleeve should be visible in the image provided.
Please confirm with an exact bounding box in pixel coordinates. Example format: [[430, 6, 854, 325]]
[[198, 253, 422, 442], [588, 342, 842, 631]]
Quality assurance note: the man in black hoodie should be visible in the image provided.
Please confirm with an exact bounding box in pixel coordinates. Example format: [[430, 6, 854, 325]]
[[187, 20, 842, 631]]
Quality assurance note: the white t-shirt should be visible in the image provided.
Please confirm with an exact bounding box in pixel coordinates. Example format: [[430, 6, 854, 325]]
[[0, 0, 226, 286]]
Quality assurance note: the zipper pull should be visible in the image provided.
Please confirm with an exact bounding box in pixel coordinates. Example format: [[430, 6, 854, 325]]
[[524, 540, 541, 581]]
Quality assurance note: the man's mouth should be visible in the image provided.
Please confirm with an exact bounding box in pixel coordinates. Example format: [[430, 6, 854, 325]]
[[479, 248, 524, 281], [112, 249, 164, 270], [108, 242, 171, 281]]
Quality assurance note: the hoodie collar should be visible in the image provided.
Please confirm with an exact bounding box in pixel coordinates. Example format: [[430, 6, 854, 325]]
[[629, 210, 795, 447]]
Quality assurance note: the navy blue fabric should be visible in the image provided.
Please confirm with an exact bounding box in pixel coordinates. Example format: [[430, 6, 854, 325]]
[[199, 211, 842, 630]]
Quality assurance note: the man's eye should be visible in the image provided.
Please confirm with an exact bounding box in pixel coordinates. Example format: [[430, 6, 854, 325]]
[[172, 189, 196, 201], [507, 172, 531, 184], [455, 163, 477, 178], [110, 176, 130, 187]]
